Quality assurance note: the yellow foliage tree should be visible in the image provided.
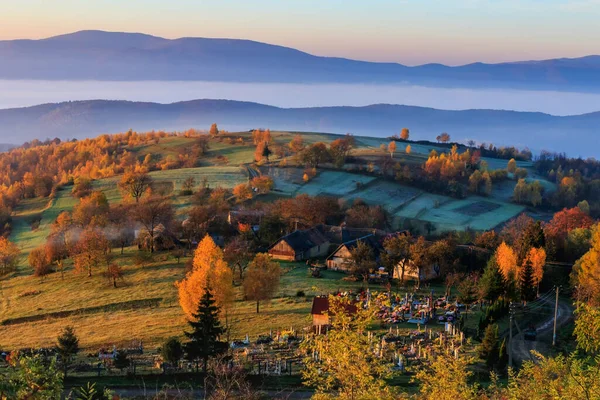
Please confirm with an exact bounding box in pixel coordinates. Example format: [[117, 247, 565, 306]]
[[177, 235, 234, 320], [572, 225, 600, 305], [526, 247, 546, 294], [496, 241, 518, 281]]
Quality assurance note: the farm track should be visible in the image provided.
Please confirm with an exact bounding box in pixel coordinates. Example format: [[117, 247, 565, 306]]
[[511, 296, 574, 365]]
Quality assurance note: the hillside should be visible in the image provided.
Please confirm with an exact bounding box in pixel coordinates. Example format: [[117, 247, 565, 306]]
[[1, 99, 599, 157], [0, 130, 546, 350], [1, 30, 600, 91]]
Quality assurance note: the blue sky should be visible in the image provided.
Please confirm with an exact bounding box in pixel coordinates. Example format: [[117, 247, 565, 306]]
[[1, 0, 599, 65]]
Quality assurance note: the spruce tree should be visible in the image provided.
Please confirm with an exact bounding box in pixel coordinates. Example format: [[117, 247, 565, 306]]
[[479, 324, 499, 370], [520, 258, 536, 303], [262, 143, 272, 162], [113, 350, 130, 372], [56, 325, 79, 378], [479, 257, 505, 302], [184, 287, 226, 374]]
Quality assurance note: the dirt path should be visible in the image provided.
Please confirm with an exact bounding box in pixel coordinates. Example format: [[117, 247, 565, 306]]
[[511, 295, 573, 365]]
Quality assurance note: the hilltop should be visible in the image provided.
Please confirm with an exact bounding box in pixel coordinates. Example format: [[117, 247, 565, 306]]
[[1, 99, 599, 157], [1, 30, 600, 91]]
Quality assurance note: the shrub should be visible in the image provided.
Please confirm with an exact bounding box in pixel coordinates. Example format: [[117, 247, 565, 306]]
[[296, 290, 306, 297]]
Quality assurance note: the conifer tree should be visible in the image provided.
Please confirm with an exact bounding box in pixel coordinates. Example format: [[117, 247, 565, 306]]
[[520, 258, 536, 303], [479, 257, 505, 302], [184, 288, 226, 374], [479, 324, 500, 370], [56, 325, 79, 378]]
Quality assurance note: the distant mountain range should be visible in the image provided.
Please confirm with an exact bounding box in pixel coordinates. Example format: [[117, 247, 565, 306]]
[[1, 30, 600, 92], [0, 99, 598, 157]]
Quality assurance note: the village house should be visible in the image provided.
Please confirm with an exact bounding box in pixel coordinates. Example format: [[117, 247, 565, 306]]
[[392, 260, 439, 282], [326, 234, 384, 272], [268, 227, 330, 261]]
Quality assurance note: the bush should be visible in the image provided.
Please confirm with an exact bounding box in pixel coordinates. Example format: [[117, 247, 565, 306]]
[[296, 290, 305, 297]]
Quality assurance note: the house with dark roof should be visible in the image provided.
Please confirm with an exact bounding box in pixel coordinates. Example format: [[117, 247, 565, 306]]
[[268, 227, 330, 261], [326, 234, 383, 272]]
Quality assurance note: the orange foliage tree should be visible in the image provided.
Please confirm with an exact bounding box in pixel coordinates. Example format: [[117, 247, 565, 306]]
[[177, 235, 234, 320], [0, 237, 21, 276], [243, 253, 281, 313], [496, 242, 518, 281], [526, 247, 546, 295]]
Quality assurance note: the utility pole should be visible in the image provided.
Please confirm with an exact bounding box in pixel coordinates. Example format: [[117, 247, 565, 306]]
[[552, 286, 560, 346], [508, 302, 513, 368]]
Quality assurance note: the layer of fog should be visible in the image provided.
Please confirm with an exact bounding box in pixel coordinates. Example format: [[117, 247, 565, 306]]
[[2, 80, 600, 116]]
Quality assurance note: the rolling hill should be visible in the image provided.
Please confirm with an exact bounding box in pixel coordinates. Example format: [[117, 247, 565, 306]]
[[0, 99, 599, 157], [1, 30, 600, 92]]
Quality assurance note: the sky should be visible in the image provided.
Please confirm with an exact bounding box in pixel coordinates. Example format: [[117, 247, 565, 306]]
[[1, 0, 599, 65]]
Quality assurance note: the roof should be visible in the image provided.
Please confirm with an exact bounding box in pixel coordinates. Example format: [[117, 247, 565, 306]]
[[311, 296, 329, 315], [274, 228, 329, 253], [311, 296, 358, 316], [327, 234, 383, 260]]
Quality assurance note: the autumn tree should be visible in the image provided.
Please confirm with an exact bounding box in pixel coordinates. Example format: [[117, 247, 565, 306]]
[[507, 158, 517, 174], [71, 177, 93, 198], [496, 241, 518, 281], [400, 128, 410, 140], [436, 132, 451, 143], [381, 233, 412, 284], [105, 264, 124, 288], [571, 225, 600, 305], [0, 237, 20, 276], [328, 134, 355, 167], [118, 171, 153, 203], [289, 134, 305, 153], [132, 196, 174, 253], [405, 144, 412, 154], [526, 247, 546, 295], [177, 235, 234, 320], [409, 236, 431, 289], [184, 288, 227, 374], [233, 183, 253, 202], [209, 123, 219, 137], [388, 141, 397, 159], [181, 176, 196, 195], [56, 326, 79, 378], [72, 190, 110, 227], [250, 176, 274, 194], [28, 247, 52, 280], [72, 228, 109, 277], [223, 237, 252, 281], [347, 240, 377, 282], [300, 296, 394, 400], [243, 253, 281, 313], [300, 142, 331, 168], [415, 353, 477, 400], [107, 203, 135, 254]]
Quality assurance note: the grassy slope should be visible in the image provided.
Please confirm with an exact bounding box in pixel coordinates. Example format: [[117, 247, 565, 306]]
[[1, 131, 548, 350]]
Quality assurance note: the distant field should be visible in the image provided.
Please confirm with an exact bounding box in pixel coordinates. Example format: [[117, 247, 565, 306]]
[[298, 171, 375, 197], [402, 196, 525, 232], [343, 180, 420, 212]]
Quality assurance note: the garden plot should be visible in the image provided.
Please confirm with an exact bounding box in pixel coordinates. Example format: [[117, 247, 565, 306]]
[[394, 193, 453, 219], [298, 171, 376, 197], [343, 180, 420, 212], [416, 197, 525, 232]]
